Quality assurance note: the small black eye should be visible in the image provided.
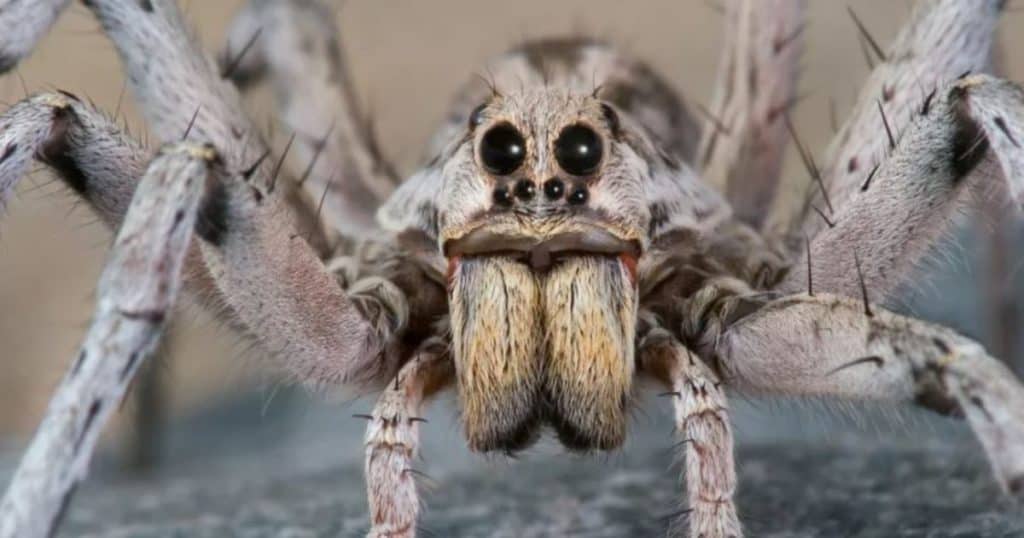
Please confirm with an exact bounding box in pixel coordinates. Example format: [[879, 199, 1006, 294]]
[[567, 186, 588, 206], [513, 179, 536, 201], [555, 124, 603, 176], [479, 123, 526, 175], [493, 186, 514, 207], [543, 178, 565, 200], [468, 103, 487, 129]]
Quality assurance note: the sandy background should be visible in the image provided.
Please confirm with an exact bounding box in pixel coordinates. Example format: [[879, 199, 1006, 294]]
[[0, 1, 1022, 440]]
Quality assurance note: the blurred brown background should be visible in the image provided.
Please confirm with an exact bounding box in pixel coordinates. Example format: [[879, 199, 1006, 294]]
[[1, 1, 1022, 441]]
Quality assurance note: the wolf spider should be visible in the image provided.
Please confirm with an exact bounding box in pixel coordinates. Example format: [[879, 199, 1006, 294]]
[[1, 0, 1023, 536]]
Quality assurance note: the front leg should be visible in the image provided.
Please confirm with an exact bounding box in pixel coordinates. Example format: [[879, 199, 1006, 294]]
[[364, 338, 453, 538], [778, 75, 1024, 301], [0, 143, 215, 538], [77, 0, 405, 389], [715, 293, 1024, 497], [640, 316, 741, 538]]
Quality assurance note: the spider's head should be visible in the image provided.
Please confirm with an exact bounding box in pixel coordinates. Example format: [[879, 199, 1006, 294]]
[[439, 89, 646, 274], [436, 89, 652, 454]]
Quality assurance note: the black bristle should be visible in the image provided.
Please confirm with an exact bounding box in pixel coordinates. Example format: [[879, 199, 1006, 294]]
[[853, 249, 873, 317], [860, 163, 880, 192], [811, 205, 835, 228], [182, 106, 200, 141], [221, 27, 263, 80], [847, 6, 887, 62], [785, 115, 832, 214], [921, 88, 937, 116], [268, 133, 295, 194], [994, 117, 1021, 148], [242, 149, 270, 181], [877, 100, 896, 150]]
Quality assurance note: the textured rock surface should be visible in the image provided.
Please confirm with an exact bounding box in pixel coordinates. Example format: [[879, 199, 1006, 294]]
[[3, 395, 1019, 538], [56, 439, 1024, 538]]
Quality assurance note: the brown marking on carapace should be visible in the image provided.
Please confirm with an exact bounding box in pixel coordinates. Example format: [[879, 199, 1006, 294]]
[[446, 256, 460, 291], [619, 252, 639, 285]]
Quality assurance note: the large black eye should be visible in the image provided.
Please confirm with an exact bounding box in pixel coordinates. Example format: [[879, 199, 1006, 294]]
[[479, 123, 526, 175], [555, 124, 603, 175]]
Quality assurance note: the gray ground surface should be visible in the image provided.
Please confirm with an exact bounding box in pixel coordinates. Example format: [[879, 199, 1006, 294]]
[[58, 440, 1024, 538], [3, 394, 1020, 538]]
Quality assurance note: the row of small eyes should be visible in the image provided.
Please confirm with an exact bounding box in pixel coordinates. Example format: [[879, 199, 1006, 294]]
[[493, 177, 588, 207], [478, 122, 604, 177]]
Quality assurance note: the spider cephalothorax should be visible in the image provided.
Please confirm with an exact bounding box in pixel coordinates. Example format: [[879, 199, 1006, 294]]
[[1, 1, 1024, 538]]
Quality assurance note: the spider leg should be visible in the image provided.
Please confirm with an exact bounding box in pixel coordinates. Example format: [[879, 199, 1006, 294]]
[[715, 293, 1024, 497], [0, 91, 230, 302], [773, 0, 1006, 240], [698, 0, 803, 229], [0, 0, 69, 73], [222, 0, 398, 235], [81, 0, 407, 387], [0, 143, 216, 538], [639, 314, 742, 538], [778, 75, 1024, 301], [364, 336, 453, 538], [81, 0, 263, 168], [0, 92, 144, 222]]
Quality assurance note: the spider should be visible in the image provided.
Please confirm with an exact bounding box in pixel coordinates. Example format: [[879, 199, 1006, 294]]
[[1, 0, 1023, 536]]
